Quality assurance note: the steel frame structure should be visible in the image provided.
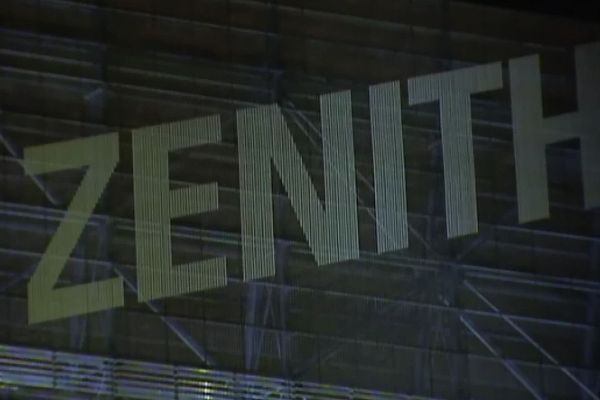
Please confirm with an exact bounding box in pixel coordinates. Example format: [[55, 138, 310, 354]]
[[0, 1, 599, 399]]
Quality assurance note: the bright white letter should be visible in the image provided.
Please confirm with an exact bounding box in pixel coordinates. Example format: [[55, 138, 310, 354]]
[[238, 91, 359, 281], [510, 42, 600, 223], [408, 63, 503, 238], [369, 81, 408, 253], [24, 133, 123, 323], [132, 116, 227, 302]]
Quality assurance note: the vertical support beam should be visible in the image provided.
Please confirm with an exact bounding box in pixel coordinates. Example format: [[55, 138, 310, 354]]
[[414, 126, 442, 395], [583, 214, 600, 399], [244, 282, 263, 371], [68, 241, 88, 350], [244, 239, 290, 373], [414, 285, 434, 396], [275, 240, 292, 378], [441, 266, 470, 399], [96, 220, 115, 354]]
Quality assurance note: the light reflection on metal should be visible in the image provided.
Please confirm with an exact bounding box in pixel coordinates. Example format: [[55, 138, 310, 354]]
[[464, 280, 600, 400], [0, 344, 425, 400]]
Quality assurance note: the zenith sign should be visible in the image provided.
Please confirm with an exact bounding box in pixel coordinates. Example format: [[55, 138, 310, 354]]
[[22, 42, 600, 323]]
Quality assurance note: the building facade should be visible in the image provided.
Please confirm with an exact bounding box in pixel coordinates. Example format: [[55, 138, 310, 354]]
[[0, 1, 599, 399]]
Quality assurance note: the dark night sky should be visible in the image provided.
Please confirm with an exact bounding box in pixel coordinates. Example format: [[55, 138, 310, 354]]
[[462, 0, 599, 22]]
